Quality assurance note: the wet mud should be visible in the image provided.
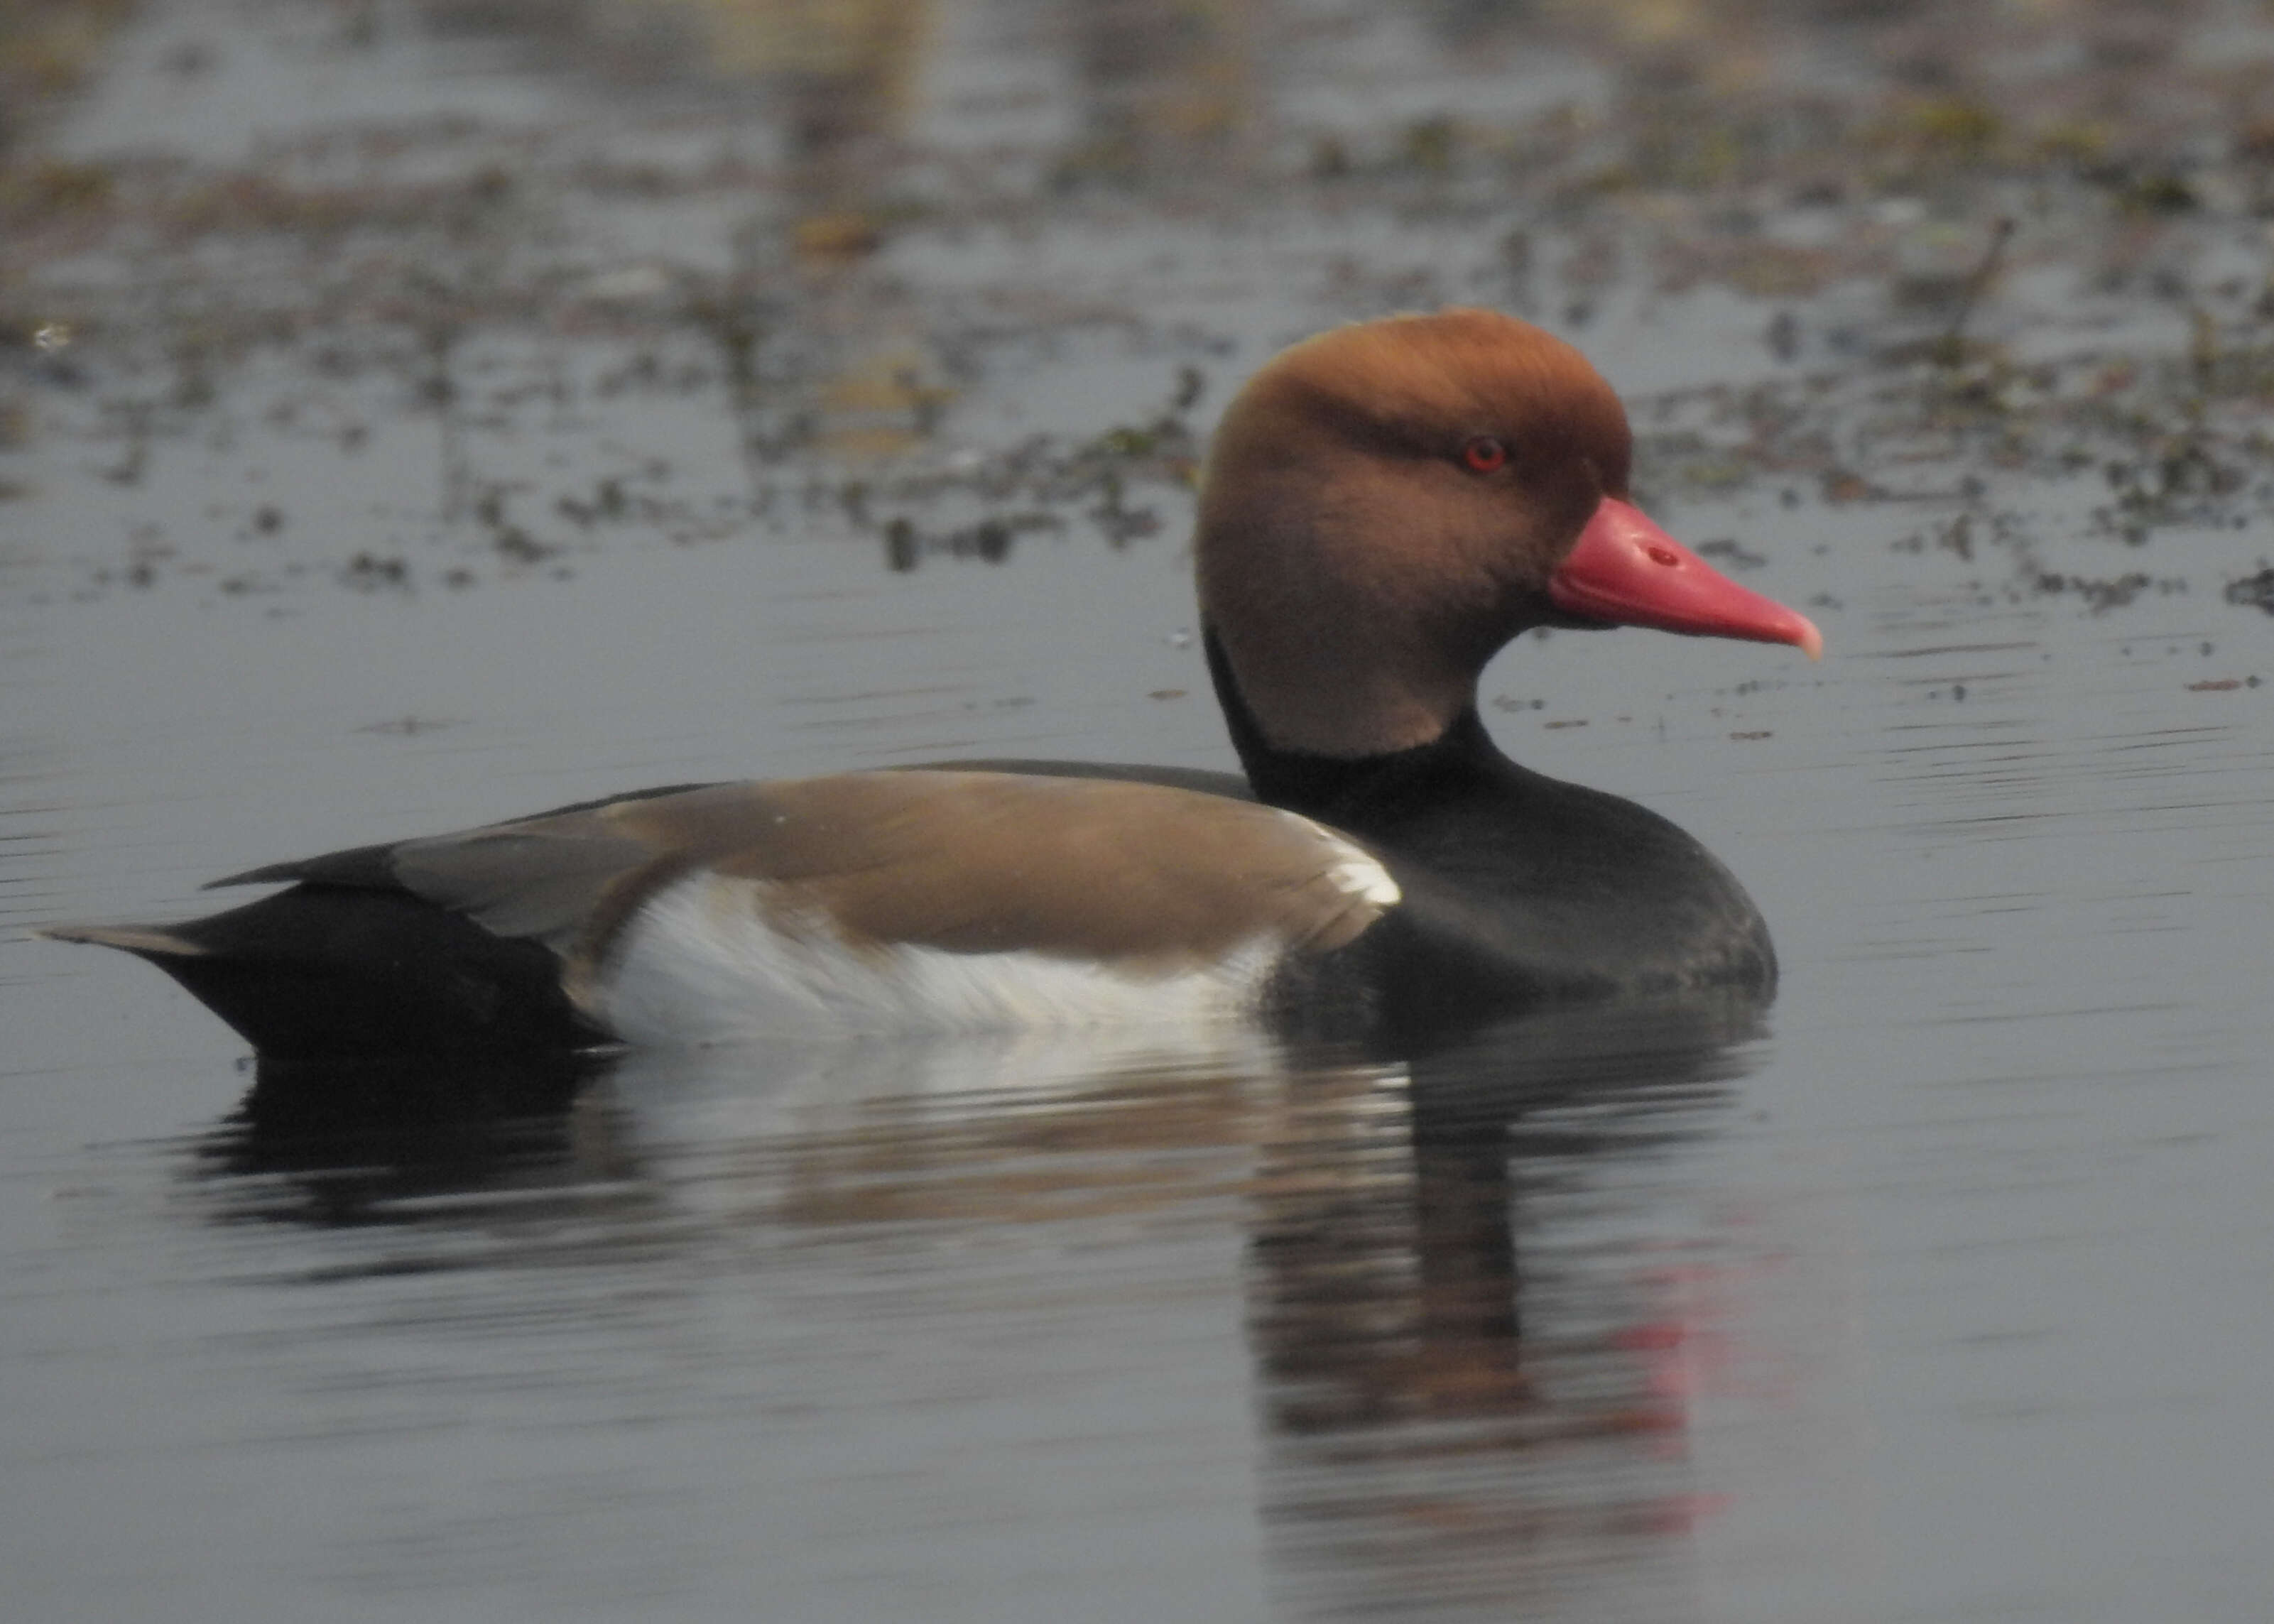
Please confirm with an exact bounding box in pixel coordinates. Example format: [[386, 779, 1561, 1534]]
[[5, 0, 2273, 619]]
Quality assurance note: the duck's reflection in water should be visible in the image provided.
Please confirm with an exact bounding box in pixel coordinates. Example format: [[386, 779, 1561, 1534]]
[[200, 1050, 606, 1228], [1252, 998, 1765, 1620], [195, 994, 1765, 1617]]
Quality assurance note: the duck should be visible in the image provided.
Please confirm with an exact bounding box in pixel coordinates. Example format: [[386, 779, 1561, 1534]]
[[45, 308, 1821, 1057]]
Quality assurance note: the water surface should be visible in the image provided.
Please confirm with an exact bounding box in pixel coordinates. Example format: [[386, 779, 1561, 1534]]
[[6, 1, 2274, 1619]]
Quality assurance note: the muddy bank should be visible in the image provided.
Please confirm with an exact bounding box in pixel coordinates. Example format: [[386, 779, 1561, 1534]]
[[1, 0, 2270, 638]]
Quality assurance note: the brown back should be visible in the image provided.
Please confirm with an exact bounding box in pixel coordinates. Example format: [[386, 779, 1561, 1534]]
[[390, 771, 1397, 988]]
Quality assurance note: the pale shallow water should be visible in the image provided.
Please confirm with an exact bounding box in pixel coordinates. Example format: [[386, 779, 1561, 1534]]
[[6, 1, 2274, 1620]]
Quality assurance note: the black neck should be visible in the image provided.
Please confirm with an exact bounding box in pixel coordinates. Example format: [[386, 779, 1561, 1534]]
[[1202, 626, 1518, 829]]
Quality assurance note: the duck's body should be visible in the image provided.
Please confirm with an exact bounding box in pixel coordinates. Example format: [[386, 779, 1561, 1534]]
[[48, 310, 1819, 1057]]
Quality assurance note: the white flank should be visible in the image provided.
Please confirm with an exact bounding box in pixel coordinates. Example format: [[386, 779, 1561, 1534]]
[[599, 873, 1288, 1047]]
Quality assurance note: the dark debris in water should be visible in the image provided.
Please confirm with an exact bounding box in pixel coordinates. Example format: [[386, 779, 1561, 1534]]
[[2222, 566, 2274, 614]]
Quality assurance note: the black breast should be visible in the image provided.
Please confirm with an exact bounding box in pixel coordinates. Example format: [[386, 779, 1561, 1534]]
[[1207, 637, 1777, 1032]]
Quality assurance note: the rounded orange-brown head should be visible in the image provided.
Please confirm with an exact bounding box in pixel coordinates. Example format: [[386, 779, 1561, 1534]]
[[1196, 308, 1819, 758]]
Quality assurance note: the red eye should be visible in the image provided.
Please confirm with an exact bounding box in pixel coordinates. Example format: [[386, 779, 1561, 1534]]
[[1462, 436, 1508, 474]]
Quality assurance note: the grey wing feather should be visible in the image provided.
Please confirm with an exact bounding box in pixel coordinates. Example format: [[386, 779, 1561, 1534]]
[[207, 841, 406, 890], [388, 813, 666, 954]]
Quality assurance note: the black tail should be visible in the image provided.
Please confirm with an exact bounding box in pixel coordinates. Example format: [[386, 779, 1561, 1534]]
[[44, 887, 602, 1059]]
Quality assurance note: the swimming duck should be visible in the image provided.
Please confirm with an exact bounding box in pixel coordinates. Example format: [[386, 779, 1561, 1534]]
[[48, 308, 1820, 1056]]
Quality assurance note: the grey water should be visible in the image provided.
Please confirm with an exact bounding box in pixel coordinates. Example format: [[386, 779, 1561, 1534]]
[[6, 1, 2274, 1619]]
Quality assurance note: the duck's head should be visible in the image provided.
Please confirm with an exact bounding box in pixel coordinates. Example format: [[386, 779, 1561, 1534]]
[[1196, 308, 1822, 758]]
